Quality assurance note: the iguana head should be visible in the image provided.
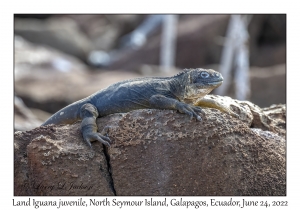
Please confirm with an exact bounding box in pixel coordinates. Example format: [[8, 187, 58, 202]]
[[182, 68, 223, 103]]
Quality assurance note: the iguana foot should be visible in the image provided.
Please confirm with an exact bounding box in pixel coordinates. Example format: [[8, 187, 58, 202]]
[[149, 94, 205, 121], [176, 102, 205, 121], [80, 103, 112, 147], [84, 132, 112, 147]]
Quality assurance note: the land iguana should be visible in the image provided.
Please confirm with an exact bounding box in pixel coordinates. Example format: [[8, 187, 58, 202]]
[[42, 68, 229, 147]]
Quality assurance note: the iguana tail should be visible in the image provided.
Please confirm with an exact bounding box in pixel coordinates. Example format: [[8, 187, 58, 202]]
[[42, 100, 86, 126]]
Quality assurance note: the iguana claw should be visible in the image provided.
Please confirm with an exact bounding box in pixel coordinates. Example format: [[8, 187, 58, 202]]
[[84, 132, 112, 147]]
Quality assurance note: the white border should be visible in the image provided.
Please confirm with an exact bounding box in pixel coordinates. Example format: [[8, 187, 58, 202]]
[[2, 0, 298, 208]]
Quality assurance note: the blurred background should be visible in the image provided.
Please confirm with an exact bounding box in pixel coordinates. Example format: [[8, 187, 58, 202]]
[[14, 14, 286, 131]]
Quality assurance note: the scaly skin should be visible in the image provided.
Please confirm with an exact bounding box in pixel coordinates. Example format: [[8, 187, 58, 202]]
[[42, 68, 223, 147]]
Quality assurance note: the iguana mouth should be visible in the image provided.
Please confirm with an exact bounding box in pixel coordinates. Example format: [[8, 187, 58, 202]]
[[205, 75, 223, 83], [207, 80, 223, 86], [195, 80, 223, 89]]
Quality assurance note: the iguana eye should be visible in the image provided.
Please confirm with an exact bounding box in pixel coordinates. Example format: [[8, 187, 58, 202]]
[[201, 71, 209, 78]]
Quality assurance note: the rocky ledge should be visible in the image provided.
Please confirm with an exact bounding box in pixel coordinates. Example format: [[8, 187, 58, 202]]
[[14, 97, 286, 196]]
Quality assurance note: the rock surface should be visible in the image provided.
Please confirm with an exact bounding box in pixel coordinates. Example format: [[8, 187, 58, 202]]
[[198, 95, 286, 138], [14, 124, 114, 196], [14, 101, 286, 196]]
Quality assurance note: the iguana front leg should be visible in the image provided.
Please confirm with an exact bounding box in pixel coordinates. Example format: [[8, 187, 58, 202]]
[[80, 103, 111, 147], [149, 95, 204, 121]]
